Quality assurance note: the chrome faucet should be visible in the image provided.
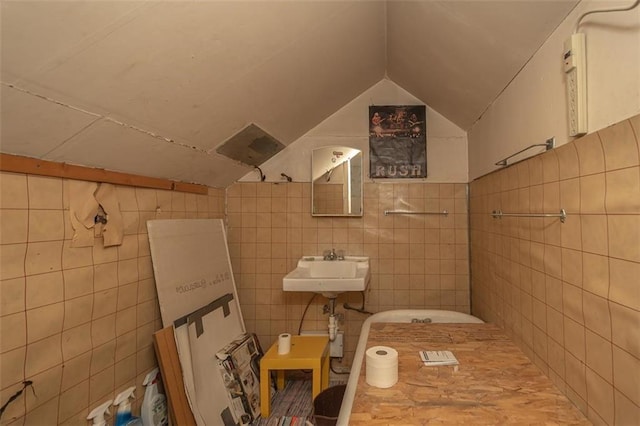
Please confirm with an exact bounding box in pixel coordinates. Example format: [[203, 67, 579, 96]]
[[323, 248, 338, 261]]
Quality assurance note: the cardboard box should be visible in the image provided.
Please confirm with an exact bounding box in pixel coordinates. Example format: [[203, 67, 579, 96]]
[[216, 333, 263, 424]]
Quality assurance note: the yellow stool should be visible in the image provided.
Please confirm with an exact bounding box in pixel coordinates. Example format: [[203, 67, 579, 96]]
[[259, 335, 330, 418]]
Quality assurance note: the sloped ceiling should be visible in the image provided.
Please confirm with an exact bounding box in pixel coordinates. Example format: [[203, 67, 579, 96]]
[[387, 1, 579, 128], [0, 1, 577, 188]]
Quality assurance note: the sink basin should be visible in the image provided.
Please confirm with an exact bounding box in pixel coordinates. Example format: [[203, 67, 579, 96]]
[[283, 256, 370, 298]]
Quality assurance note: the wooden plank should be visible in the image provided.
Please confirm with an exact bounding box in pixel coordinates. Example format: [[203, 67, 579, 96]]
[[172, 181, 208, 195], [153, 327, 197, 426], [0, 153, 209, 195], [349, 323, 590, 425]]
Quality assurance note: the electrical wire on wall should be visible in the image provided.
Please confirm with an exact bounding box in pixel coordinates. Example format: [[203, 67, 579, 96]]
[[280, 173, 292, 182], [254, 166, 266, 181], [564, 0, 640, 135], [343, 291, 374, 315], [574, 0, 640, 32], [297, 293, 316, 335]]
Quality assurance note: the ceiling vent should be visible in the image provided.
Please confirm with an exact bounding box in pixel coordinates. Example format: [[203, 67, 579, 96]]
[[215, 123, 285, 166]]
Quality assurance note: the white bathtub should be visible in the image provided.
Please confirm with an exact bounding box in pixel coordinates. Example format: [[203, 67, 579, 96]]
[[336, 309, 484, 426]]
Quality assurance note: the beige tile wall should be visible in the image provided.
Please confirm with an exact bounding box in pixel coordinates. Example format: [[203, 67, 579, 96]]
[[0, 172, 224, 425], [469, 114, 640, 425], [226, 181, 470, 366], [8, 115, 635, 424]]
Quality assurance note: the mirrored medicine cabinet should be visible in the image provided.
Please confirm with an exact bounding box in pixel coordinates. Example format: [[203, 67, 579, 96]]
[[311, 146, 363, 217]]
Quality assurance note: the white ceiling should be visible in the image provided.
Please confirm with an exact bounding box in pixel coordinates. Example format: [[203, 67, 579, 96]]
[[1, 1, 578, 188]]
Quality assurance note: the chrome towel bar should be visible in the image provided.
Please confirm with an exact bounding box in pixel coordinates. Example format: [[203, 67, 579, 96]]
[[384, 210, 448, 216], [495, 137, 555, 167], [491, 209, 567, 223]]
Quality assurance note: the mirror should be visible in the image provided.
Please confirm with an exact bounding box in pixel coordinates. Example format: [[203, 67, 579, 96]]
[[312, 147, 363, 216]]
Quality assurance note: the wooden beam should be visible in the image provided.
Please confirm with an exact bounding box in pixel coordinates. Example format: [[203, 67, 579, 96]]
[[153, 327, 197, 426], [0, 153, 209, 195]]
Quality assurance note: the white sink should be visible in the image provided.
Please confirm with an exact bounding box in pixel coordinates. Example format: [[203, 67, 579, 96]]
[[283, 256, 370, 298]]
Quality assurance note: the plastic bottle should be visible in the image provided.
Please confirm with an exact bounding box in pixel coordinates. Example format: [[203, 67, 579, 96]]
[[141, 368, 168, 426], [113, 387, 142, 426], [87, 400, 113, 426]]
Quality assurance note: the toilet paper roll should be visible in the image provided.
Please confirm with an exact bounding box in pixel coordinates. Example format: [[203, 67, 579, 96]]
[[278, 333, 291, 355], [366, 346, 398, 388]]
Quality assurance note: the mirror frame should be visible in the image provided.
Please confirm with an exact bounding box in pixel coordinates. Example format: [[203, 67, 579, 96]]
[[311, 146, 363, 217]]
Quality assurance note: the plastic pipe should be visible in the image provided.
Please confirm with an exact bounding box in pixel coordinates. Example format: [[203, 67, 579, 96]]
[[328, 314, 337, 341]]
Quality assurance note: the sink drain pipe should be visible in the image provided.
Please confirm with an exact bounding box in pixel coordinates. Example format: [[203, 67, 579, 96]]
[[327, 298, 337, 341]]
